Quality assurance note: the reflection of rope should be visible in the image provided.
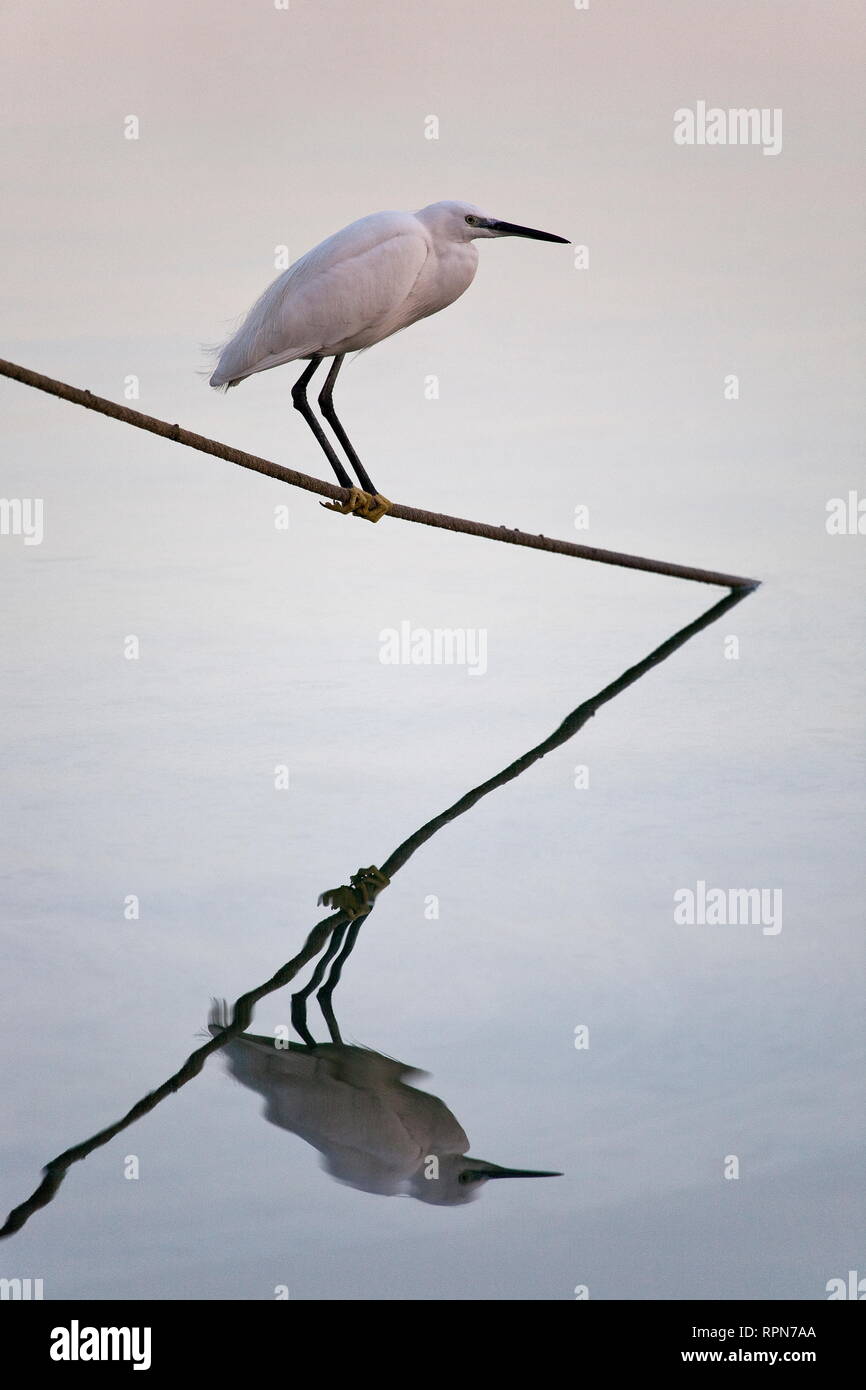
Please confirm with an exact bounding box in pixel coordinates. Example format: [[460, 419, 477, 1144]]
[[382, 586, 749, 878], [0, 586, 752, 1239], [0, 359, 760, 591]]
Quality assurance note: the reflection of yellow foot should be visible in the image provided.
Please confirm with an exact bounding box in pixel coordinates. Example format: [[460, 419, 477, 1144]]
[[318, 865, 391, 919], [320, 489, 392, 523]]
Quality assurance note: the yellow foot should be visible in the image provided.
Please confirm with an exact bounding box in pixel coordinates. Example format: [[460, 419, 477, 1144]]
[[356, 493, 391, 523], [320, 489, 392, 523]]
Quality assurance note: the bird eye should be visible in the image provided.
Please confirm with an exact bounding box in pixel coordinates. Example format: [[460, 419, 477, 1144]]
[[465, 215, 478, 226]]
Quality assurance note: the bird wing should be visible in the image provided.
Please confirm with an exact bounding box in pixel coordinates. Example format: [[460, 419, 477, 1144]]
[[210, 212, 430, 386], [390, 1085, 471, 1157]]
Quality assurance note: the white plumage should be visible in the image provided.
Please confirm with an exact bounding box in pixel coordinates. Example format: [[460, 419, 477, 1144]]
[[212, 205, 469, 387]]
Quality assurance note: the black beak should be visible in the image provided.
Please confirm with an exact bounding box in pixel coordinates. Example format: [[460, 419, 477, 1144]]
[[485, 218, 570, 244]]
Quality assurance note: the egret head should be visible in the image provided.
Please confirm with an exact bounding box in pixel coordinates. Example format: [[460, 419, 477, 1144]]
[[407, 1154, 562, 1206], [417, 200, 570, 246]]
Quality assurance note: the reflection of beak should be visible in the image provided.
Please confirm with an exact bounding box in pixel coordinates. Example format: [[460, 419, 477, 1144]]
[[461, 1161, 563, 1183], [483, 218, 570, 244]]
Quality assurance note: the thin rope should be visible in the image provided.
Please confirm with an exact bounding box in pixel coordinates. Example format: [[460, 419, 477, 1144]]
[[0, 358, 760, 591]]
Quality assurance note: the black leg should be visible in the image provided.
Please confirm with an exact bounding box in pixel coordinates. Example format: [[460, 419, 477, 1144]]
[[317, 355, 379, 495], [291, 358, 353, 489], [317, 916, 365, 1044]]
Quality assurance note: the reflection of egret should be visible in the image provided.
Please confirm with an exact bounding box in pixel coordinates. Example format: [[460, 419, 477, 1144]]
[[210, 201, 569, 520], [208, 1001, 559, 1204]]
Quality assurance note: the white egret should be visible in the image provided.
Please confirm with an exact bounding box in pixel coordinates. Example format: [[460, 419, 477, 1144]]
[[208, 1002, 560, 1204], [209, 200, 569, 520]]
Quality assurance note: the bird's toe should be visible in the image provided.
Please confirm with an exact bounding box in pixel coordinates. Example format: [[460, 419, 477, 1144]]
[[320, 486, 372, 517], [320, 489, 391, 523], [356, 493, 392, 523]]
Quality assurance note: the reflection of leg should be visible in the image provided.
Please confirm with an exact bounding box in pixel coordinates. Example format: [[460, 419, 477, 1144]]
[[317, 917, 364, 1044], [291, 923, 349, 1047]]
